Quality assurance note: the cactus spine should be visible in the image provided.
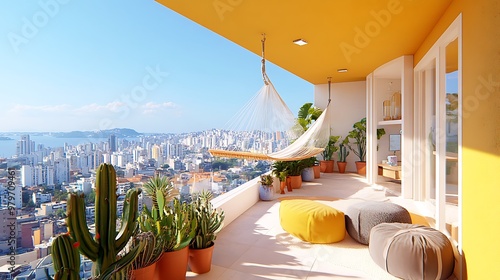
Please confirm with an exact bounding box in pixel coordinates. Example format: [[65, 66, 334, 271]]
[[47, 234, 81, 280], [67, 163, 141, 280]]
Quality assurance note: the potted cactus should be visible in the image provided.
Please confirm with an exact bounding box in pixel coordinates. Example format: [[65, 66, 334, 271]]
[[337, 138, 350, 173], [130, 232, 163, 279], [188, 190, 225, 274], [66, 163, 143, 280], [320, 135, 340, 173], [141, 176, 196, 280], [154, 197, 197, 280]]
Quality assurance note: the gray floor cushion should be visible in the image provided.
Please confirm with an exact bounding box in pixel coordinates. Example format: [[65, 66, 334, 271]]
[[369, 223, 455, 280], [345, 201, 411, 244]]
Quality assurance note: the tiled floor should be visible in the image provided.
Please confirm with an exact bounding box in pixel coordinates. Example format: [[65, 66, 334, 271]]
[[186, 172, 417, 279]]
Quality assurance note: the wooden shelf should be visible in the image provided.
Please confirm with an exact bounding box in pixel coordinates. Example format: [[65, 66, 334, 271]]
[[378, 164, 401, 180], [378, 119, 402, 126]]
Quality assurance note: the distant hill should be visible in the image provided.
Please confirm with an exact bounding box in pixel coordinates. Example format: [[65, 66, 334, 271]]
[[52, 128, 142, 138], [0, 136, 14, 141]]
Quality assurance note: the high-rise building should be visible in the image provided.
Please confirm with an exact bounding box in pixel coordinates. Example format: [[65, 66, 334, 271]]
[[16, 134, 33, 156], [109, 134, 117, 153]]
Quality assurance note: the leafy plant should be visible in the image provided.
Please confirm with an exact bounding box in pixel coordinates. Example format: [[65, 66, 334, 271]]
[[259, 174, 274, 186], [322, 135, 340, 161], [345, 118, 386, 162], [283, 160, 306, 176], [189, 190, 225, 249], [271, 161, 287, 182], [296, 102, 323, 132], [142, 176, 178, 219]]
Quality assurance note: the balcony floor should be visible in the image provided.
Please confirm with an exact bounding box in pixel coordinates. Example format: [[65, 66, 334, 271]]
[[186, 172, 434, 280]]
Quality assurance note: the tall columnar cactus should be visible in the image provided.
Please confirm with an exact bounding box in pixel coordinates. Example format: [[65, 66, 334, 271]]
[[338, 142, 349, 162], [46, 234, 81, 280], [67, 163, 141, 280]]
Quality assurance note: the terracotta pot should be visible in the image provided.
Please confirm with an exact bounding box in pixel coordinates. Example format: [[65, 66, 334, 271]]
[[288, 175, 302, 189], [355, 161, 366, 175], [321, 160, 334, 173], [155, 246, 189, 280], [279, 181, 286, 194], [133, 262, 156, 279], [312, 165, 321, 178], [337, 162, 347, 173], [285, 177, 293, 192], [188, 244, 215, 274]]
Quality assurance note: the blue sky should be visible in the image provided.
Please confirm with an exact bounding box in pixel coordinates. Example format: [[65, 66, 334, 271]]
[[0, 1, 312, 134]]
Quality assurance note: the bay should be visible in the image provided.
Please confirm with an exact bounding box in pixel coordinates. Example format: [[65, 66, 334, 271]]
[[0, 134, 140, 158]]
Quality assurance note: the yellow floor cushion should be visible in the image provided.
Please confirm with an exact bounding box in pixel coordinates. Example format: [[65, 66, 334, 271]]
[[279, 199, 345, 244]]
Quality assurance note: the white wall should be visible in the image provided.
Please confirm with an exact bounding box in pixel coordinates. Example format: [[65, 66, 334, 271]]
[[314, 81, 366, 172]]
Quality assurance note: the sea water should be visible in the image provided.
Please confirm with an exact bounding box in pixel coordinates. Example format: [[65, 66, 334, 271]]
[[0, 134, 138, 158]]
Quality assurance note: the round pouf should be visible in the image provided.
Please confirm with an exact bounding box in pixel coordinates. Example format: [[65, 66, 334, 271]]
[[345, 201, 411, 245], [280, 199, 345, 244], [369, 223, 455, 280]]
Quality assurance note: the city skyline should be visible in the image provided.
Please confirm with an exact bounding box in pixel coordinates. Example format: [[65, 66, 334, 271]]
[[0, 1, 313, 134]]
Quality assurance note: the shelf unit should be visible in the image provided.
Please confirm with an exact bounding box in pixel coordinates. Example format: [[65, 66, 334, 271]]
[[366, 55, 413, 198]]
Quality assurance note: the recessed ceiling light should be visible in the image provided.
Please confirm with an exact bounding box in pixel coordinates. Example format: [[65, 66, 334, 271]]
[[293, 39, 308, 46], [337, 68, 348, 73]]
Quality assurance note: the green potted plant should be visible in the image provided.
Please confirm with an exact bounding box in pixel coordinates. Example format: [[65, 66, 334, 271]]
[[141, 176, 196, 280], [345, 117, 386, 175], [320, 135, 340, 173], [337, 137, 350, 173], [154, 198, 197, 280], [258, 174, 274, 200], [284, 160, 306, 189], [188, 190, 225, 274], [272, 161, 289, 193]]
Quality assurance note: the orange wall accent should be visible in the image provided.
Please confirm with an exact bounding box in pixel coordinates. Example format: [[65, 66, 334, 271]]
[[415, 0, 500, 278]]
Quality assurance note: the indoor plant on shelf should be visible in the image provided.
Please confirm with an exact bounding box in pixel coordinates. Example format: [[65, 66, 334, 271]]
[[337, 138, 350, 173], [258, 173, 275, 200], [188, 190, 225, 274], [345, 117, 386, 175], [320, 135, 340, 173]]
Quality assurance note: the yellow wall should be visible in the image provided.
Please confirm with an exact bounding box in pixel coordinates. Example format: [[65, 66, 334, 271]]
[[415, 0, 500, 278]]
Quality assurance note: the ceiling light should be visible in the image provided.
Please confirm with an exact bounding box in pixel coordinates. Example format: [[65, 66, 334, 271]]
[[293, 39, 308, 46], [337, 68, 348, 73]]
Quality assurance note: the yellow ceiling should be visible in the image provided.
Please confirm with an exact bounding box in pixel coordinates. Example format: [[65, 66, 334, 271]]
[[156, 0, 452, 84]]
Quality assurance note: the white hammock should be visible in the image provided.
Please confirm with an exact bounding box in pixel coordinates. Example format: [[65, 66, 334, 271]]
[[209, 35, 331, 161]]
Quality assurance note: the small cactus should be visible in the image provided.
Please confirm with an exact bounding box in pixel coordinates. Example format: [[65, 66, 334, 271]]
[[46, 233, 81, 280], [338, 142, 349, 162]]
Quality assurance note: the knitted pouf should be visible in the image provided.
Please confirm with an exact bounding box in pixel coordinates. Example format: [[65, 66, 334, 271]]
[[345, 201, 411, 245], [369, 223, 455, 280]]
